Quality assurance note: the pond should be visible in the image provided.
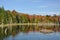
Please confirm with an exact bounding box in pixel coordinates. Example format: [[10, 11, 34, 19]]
[[0, 25, 60, 40]]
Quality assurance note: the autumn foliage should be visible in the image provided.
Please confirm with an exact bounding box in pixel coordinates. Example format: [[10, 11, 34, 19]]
[[0, 7, 60, 24]]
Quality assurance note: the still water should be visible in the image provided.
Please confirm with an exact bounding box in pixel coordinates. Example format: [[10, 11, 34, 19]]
[[0, 25, 60, 40], [4, 32, 60, 40]]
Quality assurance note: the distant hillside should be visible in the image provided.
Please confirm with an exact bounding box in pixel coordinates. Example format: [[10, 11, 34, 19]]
[[0, 7, 60, 24]]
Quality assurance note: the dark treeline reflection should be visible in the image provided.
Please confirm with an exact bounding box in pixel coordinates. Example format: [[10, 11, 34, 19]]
[[0, 25, 60, 40]]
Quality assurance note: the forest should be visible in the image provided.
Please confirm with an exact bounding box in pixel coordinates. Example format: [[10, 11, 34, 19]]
[[0, 7, 60, 25]]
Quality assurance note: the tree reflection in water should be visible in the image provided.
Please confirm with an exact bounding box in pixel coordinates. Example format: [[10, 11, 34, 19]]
[[0, 25, 60, 40]]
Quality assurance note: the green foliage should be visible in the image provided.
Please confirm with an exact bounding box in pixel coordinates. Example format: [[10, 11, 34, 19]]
[[0, 7, 59, 24]]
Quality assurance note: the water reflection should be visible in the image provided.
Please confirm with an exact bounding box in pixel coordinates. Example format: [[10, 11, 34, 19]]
[[0, 25, 60, 40]]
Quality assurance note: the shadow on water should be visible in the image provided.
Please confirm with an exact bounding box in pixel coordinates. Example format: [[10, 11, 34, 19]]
[[0, 25, 60, 40]]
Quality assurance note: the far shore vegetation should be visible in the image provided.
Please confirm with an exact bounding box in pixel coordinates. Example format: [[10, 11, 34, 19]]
[[0, 7, 60, 25]]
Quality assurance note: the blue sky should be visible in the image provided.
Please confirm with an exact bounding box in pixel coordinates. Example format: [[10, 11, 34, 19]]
[[0, 0, 60, 15]]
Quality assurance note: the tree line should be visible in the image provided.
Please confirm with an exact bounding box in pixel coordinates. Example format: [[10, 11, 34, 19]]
[[0, 7, 60, 24]]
